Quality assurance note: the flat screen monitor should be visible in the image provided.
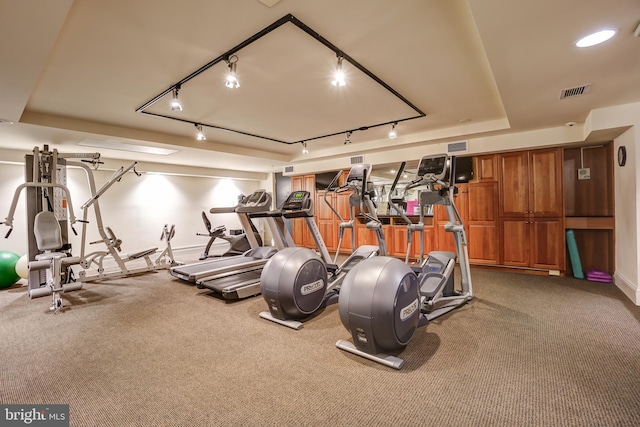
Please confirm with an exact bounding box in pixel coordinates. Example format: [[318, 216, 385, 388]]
[[315, 171, 340, 190], [454, 156, 474, 183]]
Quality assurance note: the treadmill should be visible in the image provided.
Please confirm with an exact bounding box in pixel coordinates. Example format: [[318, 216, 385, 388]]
[[170, 189, 292, 300]]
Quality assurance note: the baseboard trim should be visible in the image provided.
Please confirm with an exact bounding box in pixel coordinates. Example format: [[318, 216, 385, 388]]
[[614, 271, 639, 306]]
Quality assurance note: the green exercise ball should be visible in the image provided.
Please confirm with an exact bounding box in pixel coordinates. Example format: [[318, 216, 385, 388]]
[[0, 251, 21, 289]]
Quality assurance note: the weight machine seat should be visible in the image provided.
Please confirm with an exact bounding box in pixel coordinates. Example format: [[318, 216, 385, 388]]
[[34, 211, 64, 252], [126, 247, 158, 260]]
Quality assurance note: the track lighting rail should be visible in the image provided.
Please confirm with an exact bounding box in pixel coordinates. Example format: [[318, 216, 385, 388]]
[[136, 14, 425, 145]]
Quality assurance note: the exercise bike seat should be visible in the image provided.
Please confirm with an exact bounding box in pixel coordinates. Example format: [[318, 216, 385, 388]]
[[211, 225, 226, 234]]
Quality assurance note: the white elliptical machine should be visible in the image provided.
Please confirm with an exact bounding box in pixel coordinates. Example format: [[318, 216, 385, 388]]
[[335, 154, 473, 369], [259, 163, 385, 329]]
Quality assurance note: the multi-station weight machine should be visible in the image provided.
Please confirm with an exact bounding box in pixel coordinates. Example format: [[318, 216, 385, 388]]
[[3, 146, 178, 312]]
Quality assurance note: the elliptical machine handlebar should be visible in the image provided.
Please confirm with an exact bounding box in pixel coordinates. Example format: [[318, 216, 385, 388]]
[[323, 170, 345, 223], [388, 162, 412, 226]]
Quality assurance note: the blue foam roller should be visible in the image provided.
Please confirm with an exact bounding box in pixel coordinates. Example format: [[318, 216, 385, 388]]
[[566, 229, 584, 279]]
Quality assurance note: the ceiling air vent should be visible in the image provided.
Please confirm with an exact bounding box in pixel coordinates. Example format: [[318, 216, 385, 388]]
[[283, 165, 295, 175], [447, 141, 468, 153], [350, 155, 364, 164], [560, 84, 590, 99]]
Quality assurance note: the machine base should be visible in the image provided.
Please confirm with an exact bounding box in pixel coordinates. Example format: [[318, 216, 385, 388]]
[[258, 311, 304, 330], [335, 339, 404, 370]]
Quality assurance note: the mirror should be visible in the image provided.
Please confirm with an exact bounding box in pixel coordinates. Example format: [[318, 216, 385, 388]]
[[369, 160, 425, 216]]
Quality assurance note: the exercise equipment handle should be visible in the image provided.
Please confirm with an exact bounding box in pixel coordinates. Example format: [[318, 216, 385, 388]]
[[4, 226, 13, 239], [324, 170, 344, 222], [3, 182, 78, 231], [389, 162, 406, 194]]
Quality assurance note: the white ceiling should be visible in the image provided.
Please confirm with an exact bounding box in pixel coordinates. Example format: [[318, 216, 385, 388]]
[[1, 0, 639, 175]]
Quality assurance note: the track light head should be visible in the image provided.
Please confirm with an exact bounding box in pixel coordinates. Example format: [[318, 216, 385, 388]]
[[195, 124, 206, 141], [389, 123, 397, 139], [332, 56, 346, 87], [302, 141, 308, 154], [344, 131, 352, 144], [225, 56, 240, 89], [170, 85, 183, 111]]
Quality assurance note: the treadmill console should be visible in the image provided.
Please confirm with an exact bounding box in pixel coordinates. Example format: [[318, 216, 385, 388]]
[[282, 191, 310, 210], [417, 155, 450, 182], [236, 189, 271, 212], [281, 191, 312, 218]]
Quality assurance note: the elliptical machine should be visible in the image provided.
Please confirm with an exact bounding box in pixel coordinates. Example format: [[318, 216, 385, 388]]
[[335, 154, 473, 369], [259, 164, 384, 330]]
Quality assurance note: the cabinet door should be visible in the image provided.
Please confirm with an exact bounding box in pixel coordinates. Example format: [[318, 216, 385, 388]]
[[291, 176, 304, 191], [335, 193, 355, 252], [292, 218, 305, 247], [435, 222, 457, 254], [315, 192, 336, 251], [421, 227, 435, 258], [468, 183, 498, 222], [315, 192, 334, 221], [391, 226, 410, 257], [467, 224, 498, 265], [476, 154, 498, 182], [410, 226, 433, 260], [356, 223, 372, 248], [455, 184, 469, 226], [499, 152, 529, 217], [467, 182, 498, 264], [531, 218, 564, 270], [290, 175, 315, 247], [529, 148, 563, 217], [501, 218, 529, 267], [317, 221, 336, 251]]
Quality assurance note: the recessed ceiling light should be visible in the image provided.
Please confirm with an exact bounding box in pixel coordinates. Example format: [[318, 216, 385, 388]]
[[576, 29, 617, 47], [78, 139, 178, 156]]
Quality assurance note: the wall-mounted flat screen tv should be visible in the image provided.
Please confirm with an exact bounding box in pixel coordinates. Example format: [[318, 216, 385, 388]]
[[454, 156, 474, 183]]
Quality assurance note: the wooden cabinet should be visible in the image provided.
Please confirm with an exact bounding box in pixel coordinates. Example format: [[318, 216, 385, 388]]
[[498, 148, 564, 270]]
